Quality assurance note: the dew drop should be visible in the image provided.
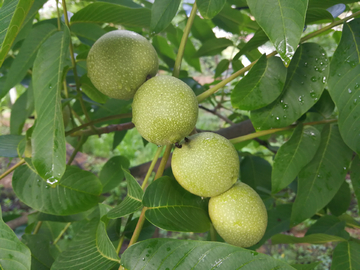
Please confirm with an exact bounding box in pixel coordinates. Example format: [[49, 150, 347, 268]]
[[300, 81, 304, 85], [304, 62, 308, 67], [276, 117, 280, 120], [311, 76, 317, 82], [283, 115, 287, 119], [348, 88, 352, 94]]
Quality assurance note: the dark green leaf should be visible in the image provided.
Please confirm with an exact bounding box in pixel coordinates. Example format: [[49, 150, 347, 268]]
[[124, 218, 156, 241], [0, 0, 34, 67], [271, 233, 346, 244], [28, 211, 91, 224], [331, 241, 360, 270], [272, 125, 321, 193], [10, 84, 34, 135], [305, 8, 334, 24], [311, 90, 335, 118], [22, 234, 53, 270], [191, 15, 216, 42], [195, 37, 233, 57], [150, 0, 180, 34], [214, 59, 229, 78], [0, 206, 31, 270], [351, 155, 360, 212], [70, 2, 151, 28], [80, 74, 108, 104], [291, 125, 353, 226], [328, 180, 351, 216], [250, 43, 329, 130], [306, 215, 349, 239], [92, 99, 132, 126], [247, 0, 308, 66], [240, 155, 271, 195], [3, 23, 57, 94], [236, 28, 269, 59], [107, 169, 143, 219], [70, 23, 107, 46], [32, 28, 70, 182], [196, 0, 226, 19], [99, 156, 130, 193], [152, 35, 176, 68], [251, 204, 292, 249], [338, 214, 360, 229], [231, 55, 286, 110], [0, 134, 24, 157], [328, 18, 360, 155], [12, 165, 102, 215], [51, 218, 120, 270], [142, 176, 211, 232], [121, 238, 295, 270]]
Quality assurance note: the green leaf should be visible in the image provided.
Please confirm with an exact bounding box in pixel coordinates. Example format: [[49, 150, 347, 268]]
[[250, 43, 329, 130], [271, 233, 346, 244], [99, 156, 130, 193], [70, 2, 151, 28], [28, 211, 91, 224], [80, 74, 108, 104], [107, 168, 143, 219], [51, 218, 120, 270], [246, 0, 308, 66], [10, 84, 34, 135], [0, 134, 24, 157], [272, 125, 321, 193], [305, 8, 334, 24], [328, 180, 351, 216], [328, 18, 360, 155], [12, 165, 102, 215], [31, 28, 70, 182], [191, 15, 216, 42], [236, 28, 269, 59], [22, 234, 53, 270], [195, 37, 233, 57], [121, 238, 296, 270], [152, 35, 176, 68], [92, 99, 131, 126], [251, 204, 292, 249], [291, 263, 320, 270], [231, 55, 287, 110], [331, 241, 360, 270], [338, 213, 360, 229], [291, 125, 353, 226], [308, 0, 357, 9], [196, 0, 226, 19], [0, 0, 34, 67], [240, 155, 271, 195], [305, 215, 349, 239], [311, 90, 335, 118], [3, 23, 57, 94], [0, 205, 31, 270], [351, 155, 360, 212], [150, 0, 180, 34], [142, 176, 211, 232], [214, 59, 229, 78], [70, 23, 107, 46]]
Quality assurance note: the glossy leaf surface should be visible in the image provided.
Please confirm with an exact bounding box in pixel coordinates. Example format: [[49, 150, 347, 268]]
[[272, 125, 321, 193], [150, 0, 181, 34], [232, 55, 286, 110], [251, 43, 329, 130], [32, 29, 69, 182], [291, 125, 353, 226], [143, 176, 211, 232]]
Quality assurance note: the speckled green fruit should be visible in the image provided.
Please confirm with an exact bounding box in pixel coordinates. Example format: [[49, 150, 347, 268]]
[[87, 30, 158, 100], [132, 75, 198, 146], [209, 182, 268, 248], [171, 132, 239, 197]]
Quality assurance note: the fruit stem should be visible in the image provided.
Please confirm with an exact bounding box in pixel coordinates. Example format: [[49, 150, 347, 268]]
[[33, 221, 42, 234], [65, 113, 132, 136], [196, 9, 360, 103], [53, 222, 71, 245], [210, 225, 217, 241], [172, 2, 197, 78], [154, 144, 172, 180], [0, 159, 25, 180], [229, 119, 338, 145], [141, 146, 164, 189], [55, 0, 61, 31]]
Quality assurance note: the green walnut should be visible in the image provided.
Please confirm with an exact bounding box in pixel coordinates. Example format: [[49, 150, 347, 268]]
[[87, 30, 158, 100], [209, 182, 268, 248], [132, 75, 198, 146], [171, 132, 239, 197]]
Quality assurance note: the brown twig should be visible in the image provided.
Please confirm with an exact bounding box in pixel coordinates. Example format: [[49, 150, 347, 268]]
[[70, 122, 135, 137], [199, 105, 234, 125]]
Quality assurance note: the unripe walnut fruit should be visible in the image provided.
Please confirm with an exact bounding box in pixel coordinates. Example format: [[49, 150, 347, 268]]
[[87, 30, 158, 100], [132, 75, 198, 146], [209, 182, 268, 248], [171, 132, 239, 197]]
